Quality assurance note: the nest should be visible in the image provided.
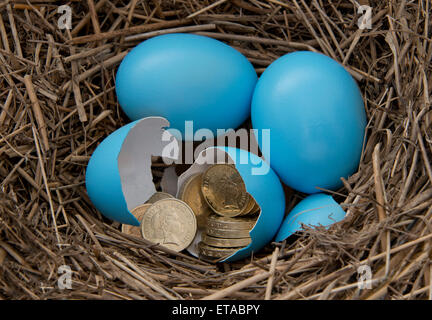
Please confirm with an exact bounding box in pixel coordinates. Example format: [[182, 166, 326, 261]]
[[0, 0, 431, 300]]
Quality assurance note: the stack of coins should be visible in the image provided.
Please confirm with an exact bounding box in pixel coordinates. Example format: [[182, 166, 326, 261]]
[[140, 198, 196, 252], [198, 214, 258, 259], [121, 164, 261, 261], [198, 164, 260, 260]]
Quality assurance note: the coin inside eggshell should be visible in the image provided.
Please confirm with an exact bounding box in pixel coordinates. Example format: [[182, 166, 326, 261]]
[[145, 191, 174, 204], [207, 214, 257, 231], [201, 164, 249, 217], [178, 173, 213, 229], [239, 194, 260, 216], [198, 242, 239, 258], [121, 203, 152, 237], [201, 233, 251, 248], [140, 198, 197, 252], [205, 226, 250, 239], [177, 146, 285, 262]]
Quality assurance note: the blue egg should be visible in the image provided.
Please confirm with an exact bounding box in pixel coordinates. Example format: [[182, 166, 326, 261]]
[[85, 117, 178, 226], [215, 147, 285, 262], [275, 193, 346, 242], [116, 33, 258, 140], [252, 51, 366, 194]]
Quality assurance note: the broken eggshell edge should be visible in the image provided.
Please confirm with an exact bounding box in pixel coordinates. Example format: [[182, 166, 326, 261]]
[[275, 193, 347, 242], [85, 117, 179, 226], [178, 146, 285, 262]]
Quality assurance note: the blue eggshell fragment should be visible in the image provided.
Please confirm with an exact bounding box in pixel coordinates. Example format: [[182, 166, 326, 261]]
[[215, 147, 286, 262], [115, 33, 258, 140], [252, 51, 366, 194], [85, 117, 179, 226], [85, 121, 140, 226], [275, 193, 346, 242]]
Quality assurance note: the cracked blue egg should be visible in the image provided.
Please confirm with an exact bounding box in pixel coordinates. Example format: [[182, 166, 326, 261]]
[[180, 146, 286, 262]]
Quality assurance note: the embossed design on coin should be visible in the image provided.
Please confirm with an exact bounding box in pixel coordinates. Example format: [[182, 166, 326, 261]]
[[121, 203, 152, 237], [178, 173, 213, 229], [239, 194, 260, 216], [207, 214, 257, 231], [201, 233, 251, 248], [146, 191, 174, 204], [201, 164, 248, 217], [141, 198, 197, 252]]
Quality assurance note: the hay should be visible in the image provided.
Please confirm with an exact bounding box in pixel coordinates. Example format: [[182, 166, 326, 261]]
[[0, 0, 431, 300]]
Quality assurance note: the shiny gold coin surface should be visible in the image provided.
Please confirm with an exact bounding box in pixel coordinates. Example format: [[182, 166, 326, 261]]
[[239, 194, 256, 216], [207, 214, 257, 231], [140, 198, 197, 252], [178, 173, 213, 229], [146, 192, 174, 204], [198, 242, 239, 258], [201, 233, 251, 248], [201, 164, 248, 217], [205, 226, 251, 239], [121, 203, 152, 237], [248, 202, 261, 215]]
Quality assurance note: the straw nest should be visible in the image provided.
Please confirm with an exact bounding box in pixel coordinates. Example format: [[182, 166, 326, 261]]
[[0, 0, 431, 300]]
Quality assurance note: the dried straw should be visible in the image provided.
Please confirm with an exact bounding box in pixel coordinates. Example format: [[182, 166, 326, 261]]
[[0, 0, 431, 300]]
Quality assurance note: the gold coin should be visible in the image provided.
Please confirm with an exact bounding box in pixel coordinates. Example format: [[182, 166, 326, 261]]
[[205, 226, 251, 239], [146, 192, 174, 204], [198, 242, 239, 258], [248, 202, 261, 215], [121, 203, 152, 237], [201, 233, 251, 248], [201, 164, 248, 217], [207, 214, 257, 231], [240, 194, 256, 216], [178, 173, 213, 229], [140, 198, 197, 252]]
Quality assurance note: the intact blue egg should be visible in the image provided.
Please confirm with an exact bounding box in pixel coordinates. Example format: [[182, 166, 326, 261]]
[[115, 33, 258, 140], [252, 51, 366, 194], [275, 193, 346, 242]]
